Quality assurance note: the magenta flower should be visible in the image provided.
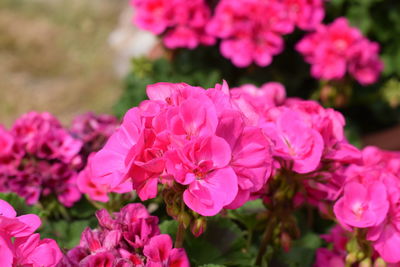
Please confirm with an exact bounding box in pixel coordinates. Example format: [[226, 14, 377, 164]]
[[216, 111, 272, 209], [60, 203, 189, 267], [0, 112, 83, 206], [230, 82, 286, 125], [70, 112, 119, 157], [334, 181, 389, 228], [262, 109, 324, 174], [0, 125, 13, 158], [296, 17, 383, 84], [89, 108, 142, 199], [0, 199, 41, 238], [207, 0, 292, 67], [314, 248, 345, 267], [283, 0, 325, 31], [347, 39, 384, 85], [132, 0, 214, 49], [367, 221, 400, 264], [143, 234, 189, 267], [77, 153, 132, 202], [0, 199, 62, 267], [13, 234, 62, 267], [166, 136, 238, 216]]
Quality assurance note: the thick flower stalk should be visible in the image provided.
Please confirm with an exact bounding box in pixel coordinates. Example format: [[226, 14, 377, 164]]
[[58, 203, 189, 266], [0, 199, 62, 267]]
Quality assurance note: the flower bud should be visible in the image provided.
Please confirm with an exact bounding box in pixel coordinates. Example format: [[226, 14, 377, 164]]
[[373, 258, 387, 267], [359, 258, 372, 267], [356, 251, 365, 261], [280, 232, 292, 252], [190, 218, 207, 237], [178, 212, 192, 229], [166, 202, 180, 219], [345, 252, 357, 265]]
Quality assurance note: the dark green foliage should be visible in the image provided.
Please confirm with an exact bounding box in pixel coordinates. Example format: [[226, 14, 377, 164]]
[[160, 216, 253, 266]]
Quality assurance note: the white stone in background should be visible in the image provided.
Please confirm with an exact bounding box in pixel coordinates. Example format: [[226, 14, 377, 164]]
[[108, 7, 158, 77]]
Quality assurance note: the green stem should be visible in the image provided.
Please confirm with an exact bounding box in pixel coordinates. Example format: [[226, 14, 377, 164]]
[[175, 221, 185, 248], [256, 217, 276, 266], [86, 195, 106, 210], [247, 229, 253, 252]]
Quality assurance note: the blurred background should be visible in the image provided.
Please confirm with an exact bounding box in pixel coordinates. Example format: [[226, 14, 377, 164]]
[[0, 0, 128, 126], [2, 0, 400, 149]]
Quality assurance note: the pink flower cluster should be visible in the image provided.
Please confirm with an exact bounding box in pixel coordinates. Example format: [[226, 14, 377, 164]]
[[314, 225, 348, 267], [231, 83, 361, 214], [82, 81, 361, 219], [59, 203, 189, 267], [131, 0, 324, 67], [0, 112, 83, 206], [207, 0, 324, 67], [77, 153, 133, 203], [296, 17, 384, 85], [71, 112, 120, 160], [333, 146, 400, 264], [131, 0, 215, 49], [231, 82, 359, 174], [82, 82, 273, 216], [0, 199, 62, 267], [0, 112, 119, 207]]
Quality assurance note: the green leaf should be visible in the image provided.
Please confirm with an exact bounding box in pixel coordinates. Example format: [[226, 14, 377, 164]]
[[199, 265, 227, 267], [159, 219, 178, 238], [39, 217, 98, 249], [159, 217, 252, 266], [277, 232, 322, 267], [68, 198, 97, 219], [227, 199, 266, 231], [185, 216, 253, 266]]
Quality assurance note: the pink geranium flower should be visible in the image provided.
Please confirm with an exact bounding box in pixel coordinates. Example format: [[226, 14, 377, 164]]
[[207, 0, 292, 67], [314, 248, 345, 267], [0, 199, 62, 267], [0, 199, 41, 238], [132, 0, 214, 49], [1, 112, 83, 207], [283, 0, 325, 31], [262, 109, 324, 173], [13, 234, 62, 267], [216, 111, 272, 209], [166, 136, 238, 216], [348, 39, 384, 85], [77, 153, 132, 202], [143, 234, 189, 267], [0, 125, 13, 158], [296, 17, 383, 84], [230, 82, 286, 124], [59, 203, 189, 267], [90, 108, 142, 197], [334, 181, 389, 228]]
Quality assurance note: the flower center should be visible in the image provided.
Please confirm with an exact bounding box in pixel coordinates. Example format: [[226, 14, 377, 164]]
[[352, 201, 366, 219]]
